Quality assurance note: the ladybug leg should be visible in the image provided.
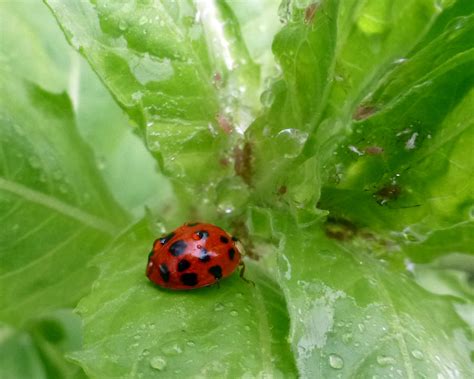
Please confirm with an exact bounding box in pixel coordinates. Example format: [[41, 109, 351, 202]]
[[215, 279, 221, 289], [239, 260, 255, 286]]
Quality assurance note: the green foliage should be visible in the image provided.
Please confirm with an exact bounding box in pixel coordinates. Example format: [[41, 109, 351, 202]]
[[69, 221, 296, 378], [1, 0, 473, 378]]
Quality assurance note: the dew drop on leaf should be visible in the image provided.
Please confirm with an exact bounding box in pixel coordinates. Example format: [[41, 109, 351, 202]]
[[328, 353, 344, 369], [214, 303, 224, 311], [230, 310, 238, 317], [376, 355, 396, 366], [275, 128, 308, 159], [260, 89, 275, 107], [161, 343, 182, 356], [118, 20, 127, 31], [96, 156, 106, 170], [411, 350, 424, 360], [149, 356, 167, 371], [28, 156, 41, 168]]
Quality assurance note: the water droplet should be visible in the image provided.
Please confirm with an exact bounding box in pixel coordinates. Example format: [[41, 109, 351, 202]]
[[405, 132, 418, 150], [162, 343, 182, 356], [411, 350, 424, 360], [96, 156, 106, 170], [342, 333, 352, 343], [402, 257, 415, 274], [139, 16, 148, 25], [132, 91, 143, 102], [377, 355, 396, 366], [28, 156, 41, 168], [469, 207, 474, 219], [261, 90, 275, 107], [216, 177, 249, 216], [393, 58, 408, 65], [118, 20, 127, 31], [275, 129, 308, 159], [349, 145, 364, 156], [358, 323, 365, 332], [149, 356, 167, 370], [186, 340, 195, 347], [329, 354, 344, 369], [230, 310, 238, 317], [244, 325, 251, 331], [214, 303, 224, 311], [277, 0, 291, 23]]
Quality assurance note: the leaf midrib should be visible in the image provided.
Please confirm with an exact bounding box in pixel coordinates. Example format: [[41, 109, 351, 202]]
[[0, 177, 117, 235]]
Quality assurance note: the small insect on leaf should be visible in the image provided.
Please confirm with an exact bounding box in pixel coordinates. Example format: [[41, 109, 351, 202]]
[[304, 3, 320, 24], [353, 104, 377, 120], [374, 184, 401, 205]]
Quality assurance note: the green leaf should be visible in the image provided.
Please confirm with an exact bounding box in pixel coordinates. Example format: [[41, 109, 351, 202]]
[[46, 0, 260, 194], [0, 73, 128, 375], [74, 56, 171, 217], [257, 210, 473, 378], [228, 0, 282, 79], [0, 0, 166, 218], [0, 1, 70, 94], [248, 0, 474, 226], [70, 221, 297, 378], [35, 1, 474, 378], [403, 221, 474, 263], [0, 310, 87, 379], [0, 74, 128, 324], [0, 3, 144, 378], [319, 12, 474, 236]]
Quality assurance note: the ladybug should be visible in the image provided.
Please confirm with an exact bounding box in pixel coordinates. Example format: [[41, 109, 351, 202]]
[[146, 223, 246, 290]]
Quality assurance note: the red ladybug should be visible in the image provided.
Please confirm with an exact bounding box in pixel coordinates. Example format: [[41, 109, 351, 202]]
[[146, 223, 244, 290]]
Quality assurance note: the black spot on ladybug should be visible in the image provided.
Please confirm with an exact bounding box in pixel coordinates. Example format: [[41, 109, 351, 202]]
[[228, 248, 235, 261], [159, 264, 170, 282], [199, 248, 211, 262], [159, 232, 175, 245], [169, 240, 187, 256], [196, 230, 209, 239], [220, 236, 229, 244], [177, 259, 191, 272], [231, 236, 238, 242], [208, 265, 222, 279], [181, 273, 198, 286]]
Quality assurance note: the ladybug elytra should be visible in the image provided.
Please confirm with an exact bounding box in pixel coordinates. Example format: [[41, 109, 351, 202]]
[[146, 223, 244, 290]]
